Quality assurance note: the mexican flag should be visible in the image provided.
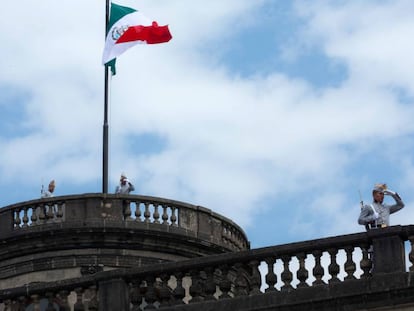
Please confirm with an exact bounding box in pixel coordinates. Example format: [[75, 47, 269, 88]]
[[102, 3, 172, 75]]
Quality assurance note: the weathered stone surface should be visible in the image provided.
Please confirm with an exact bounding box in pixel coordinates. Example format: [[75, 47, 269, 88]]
[[0, 194, 249, 291], [2, 195, 414, 311]]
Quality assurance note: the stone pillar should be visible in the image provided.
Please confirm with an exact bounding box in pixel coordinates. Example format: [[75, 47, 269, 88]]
[[0, 209, 13, 237], [98, 278, 129, 311], [64, 196, 124, 222], [372, 234, 406, 274]]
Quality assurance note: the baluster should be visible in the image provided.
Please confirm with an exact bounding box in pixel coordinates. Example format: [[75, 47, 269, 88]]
[[45, 292, 57, 311], [145, 275, 158, 309], [4, 300, 16, 311], [237, 232, 244, 249], [189, 269, 203, 303], [281, 255, 293, 291], [328, 248, 340, 283], [312, 250, 325, 285], [15, 296, 28, 311], [73, 287, 85, 311], [144, 202, 151, 223], [227, 226, 233, 247], [248, 260, 262, 295], [201, 269, 209, 300], [123, 200, 132, 219], [5, 300, 16, 311], [47, 204, 54, 219], [162, 204, 169, 225], [22, 207, 29, 227], [6, 300, 17, 311], [16, 298, 27, 311], [224, 227, 230, 246], [234, 229, 240, 249], [130, 280, 144, 311], [15, 208, 21, 228], [203, 267, 217, 300], [265, 257, 277, 292], [135, 202, 142, 221], [172, 271, 186, 304], [31, 206, 38, 225], [296, 252, 309, 288], [139, 280, 148, 308], [221, 226, 228, 246], [233, 230, 239, 248], [38, 204, 46, 222], [56, 202, 64, 219], [158, 273, 172, 307], [218, 264, 232, 299], [234, 263, 249, 297], [57, 290, 71, 311], [228, 227, 234, 246], [170, 206, 177, 226], [360, 244, 372, 278], [31, 294, 41, 311], [3, 300, 11, 311], [408, 236, 414, 272], [233, 231, 240, 249], [239, 233, 245, 249], [232, 228, 237, 247], [88, 285, 98, 311], [344, 246, 356, 280], [152, 203, 160, 224]]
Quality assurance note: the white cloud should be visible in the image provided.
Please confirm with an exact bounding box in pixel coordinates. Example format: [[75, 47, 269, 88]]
[[0, 0, 413, 245]]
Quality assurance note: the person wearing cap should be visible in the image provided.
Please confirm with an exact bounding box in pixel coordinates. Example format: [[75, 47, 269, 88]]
[[40, 179, 58, 219], [115, 174, 135, 194], [41, 180, 56, 198], [358, 183, 404, 229]]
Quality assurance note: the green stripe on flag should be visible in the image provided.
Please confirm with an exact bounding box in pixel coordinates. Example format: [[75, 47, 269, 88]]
[[106, 59, 116, 75], [107, 3, 136, 32]]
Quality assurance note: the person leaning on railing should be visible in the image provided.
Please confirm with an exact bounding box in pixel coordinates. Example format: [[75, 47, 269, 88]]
[[358, 183, 404, 229]]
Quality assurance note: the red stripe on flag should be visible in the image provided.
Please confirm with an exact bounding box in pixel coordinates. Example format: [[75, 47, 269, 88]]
[[116, 22, 172, 44]]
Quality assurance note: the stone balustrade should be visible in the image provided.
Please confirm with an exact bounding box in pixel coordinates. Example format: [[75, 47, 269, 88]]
[[1, 225, 413, 310], [0, 193, 249, 252], [0, 194, 250, 293]]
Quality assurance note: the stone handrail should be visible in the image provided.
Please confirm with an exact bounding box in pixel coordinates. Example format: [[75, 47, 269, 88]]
[[1, 225, 413, 310], [0, 193, 249, 252]]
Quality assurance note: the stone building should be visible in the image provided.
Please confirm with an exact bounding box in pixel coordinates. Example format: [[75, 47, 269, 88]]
[[0, 193, 414, 310]]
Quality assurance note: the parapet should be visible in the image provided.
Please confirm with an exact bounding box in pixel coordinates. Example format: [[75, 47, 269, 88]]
[[0, 193, 249, 289]]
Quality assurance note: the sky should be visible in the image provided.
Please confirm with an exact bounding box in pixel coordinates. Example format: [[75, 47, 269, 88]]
[[1, 0, 414, 249]]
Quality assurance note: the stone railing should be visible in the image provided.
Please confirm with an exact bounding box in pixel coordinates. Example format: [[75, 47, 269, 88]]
[[1, 225, 413, 310], [0, 193, 249, 252]]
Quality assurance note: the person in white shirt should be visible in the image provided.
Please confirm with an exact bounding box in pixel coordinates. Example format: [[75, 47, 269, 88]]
[[41, 180, 56, 198], [115, 174, 135, 194]]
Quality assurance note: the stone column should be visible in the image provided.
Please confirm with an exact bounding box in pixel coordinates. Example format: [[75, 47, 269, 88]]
[[98, 278, 129, 311], [371, 232, 406, 274], [0, 209, 13, 237]]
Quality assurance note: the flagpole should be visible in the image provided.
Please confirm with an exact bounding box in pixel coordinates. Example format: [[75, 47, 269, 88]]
[[103, 0, 110, 194]]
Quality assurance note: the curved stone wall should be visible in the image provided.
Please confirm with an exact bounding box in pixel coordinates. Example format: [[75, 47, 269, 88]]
[[1, 225, 413, 310], [0, 193, 249, 289]]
